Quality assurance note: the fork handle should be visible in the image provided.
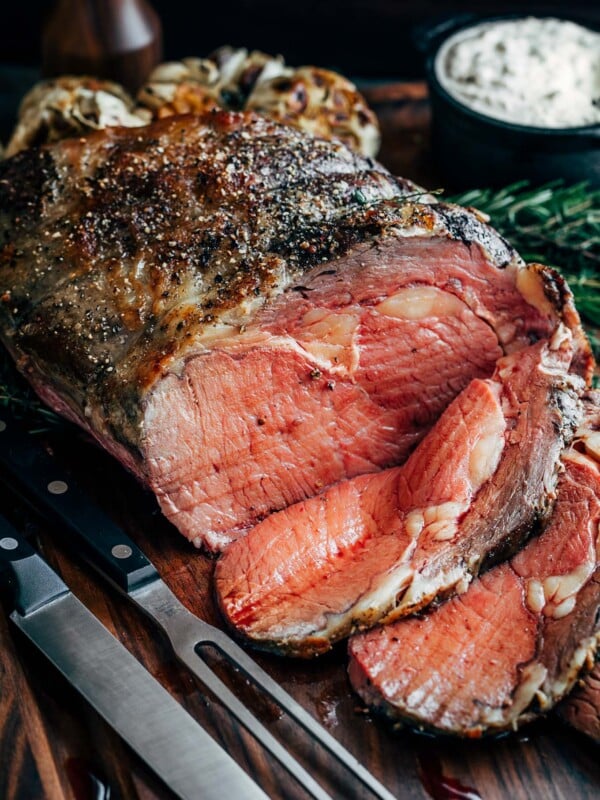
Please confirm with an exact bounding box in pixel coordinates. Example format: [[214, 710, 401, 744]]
[[0, 413, 159, 594]]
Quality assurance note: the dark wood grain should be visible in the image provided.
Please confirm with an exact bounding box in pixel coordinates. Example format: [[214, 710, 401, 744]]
[[1, 86, 599, 800]]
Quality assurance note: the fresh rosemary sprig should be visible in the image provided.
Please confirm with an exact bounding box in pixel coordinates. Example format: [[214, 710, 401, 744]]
[[1, 180, 599, 426]]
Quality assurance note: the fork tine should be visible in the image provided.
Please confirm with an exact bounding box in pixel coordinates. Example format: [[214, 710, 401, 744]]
[[133, 580, 396, 800], [176, 638, 333, 800], [206, 628, 397, 800]]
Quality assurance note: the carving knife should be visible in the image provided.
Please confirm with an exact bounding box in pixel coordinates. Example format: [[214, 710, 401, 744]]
[[0, 513, 268, 800], [0, 409, 396, 800]]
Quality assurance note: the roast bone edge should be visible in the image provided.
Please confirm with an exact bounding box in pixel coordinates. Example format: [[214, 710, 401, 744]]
[[559, 659, 600, 742]]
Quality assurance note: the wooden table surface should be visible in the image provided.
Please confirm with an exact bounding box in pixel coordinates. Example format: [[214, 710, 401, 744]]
[[1, 82, 599, 800]]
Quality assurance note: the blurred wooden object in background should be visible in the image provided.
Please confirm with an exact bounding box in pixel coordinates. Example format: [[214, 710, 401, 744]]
[[362, 81, 435, 186], [3, 1, 598, 80], [42, 0, 162, 92]]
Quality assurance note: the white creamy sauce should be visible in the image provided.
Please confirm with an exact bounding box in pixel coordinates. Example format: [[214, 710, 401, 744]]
[[436, 17, 600, 128]]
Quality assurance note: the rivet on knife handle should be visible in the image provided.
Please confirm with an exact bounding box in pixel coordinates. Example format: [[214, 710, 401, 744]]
[[0, 516, 69, 615], [0, 412, 158, 594]]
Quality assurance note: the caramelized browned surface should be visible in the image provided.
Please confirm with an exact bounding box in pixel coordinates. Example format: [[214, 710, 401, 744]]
[[0, 111, 534, 454], [0, 110, 415, 451], [0, 111, 592, 552]]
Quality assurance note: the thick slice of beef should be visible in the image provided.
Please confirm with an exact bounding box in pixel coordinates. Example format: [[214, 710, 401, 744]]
[[215, 333, 583, 656], [348, 398, 600, 737], [558, 661, 600, 742], [0, 112, 592, 551]]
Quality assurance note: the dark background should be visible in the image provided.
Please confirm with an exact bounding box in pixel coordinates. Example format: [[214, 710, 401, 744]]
[[3, 1, 600, 78]]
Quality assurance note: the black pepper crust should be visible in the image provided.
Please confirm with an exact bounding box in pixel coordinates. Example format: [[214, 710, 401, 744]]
[[0, 110, 525, 453]]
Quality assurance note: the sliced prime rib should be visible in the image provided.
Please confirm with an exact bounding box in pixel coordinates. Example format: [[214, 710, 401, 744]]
[[215, 333, 583, 656], [348, 396, 600, 737], [0, 111, 592, 551], [558, 661, 600, 743]]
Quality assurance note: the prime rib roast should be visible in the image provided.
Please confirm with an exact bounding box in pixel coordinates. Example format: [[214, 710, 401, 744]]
[[0, 109, 598, 737]]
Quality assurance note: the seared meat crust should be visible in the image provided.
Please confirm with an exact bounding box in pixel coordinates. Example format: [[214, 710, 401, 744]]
[[0, 111, 592, 549]]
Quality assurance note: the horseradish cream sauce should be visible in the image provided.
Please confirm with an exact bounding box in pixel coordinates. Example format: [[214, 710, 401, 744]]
[[435, 17, 600, 128]]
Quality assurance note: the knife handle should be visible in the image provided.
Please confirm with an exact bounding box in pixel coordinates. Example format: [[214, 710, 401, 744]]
[[0, 414, 159, 595], [0, 514, 69, 616]]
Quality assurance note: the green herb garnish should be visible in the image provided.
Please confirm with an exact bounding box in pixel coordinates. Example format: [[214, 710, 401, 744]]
[[352, 188, 368, 205]]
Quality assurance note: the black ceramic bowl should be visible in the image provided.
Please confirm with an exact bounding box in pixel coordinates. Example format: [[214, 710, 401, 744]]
[[421, 14, 600, 190]]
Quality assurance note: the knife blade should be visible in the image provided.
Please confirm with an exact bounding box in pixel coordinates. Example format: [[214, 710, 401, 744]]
[[0, 514, 268, 800], [0, 410, 395, 800]]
